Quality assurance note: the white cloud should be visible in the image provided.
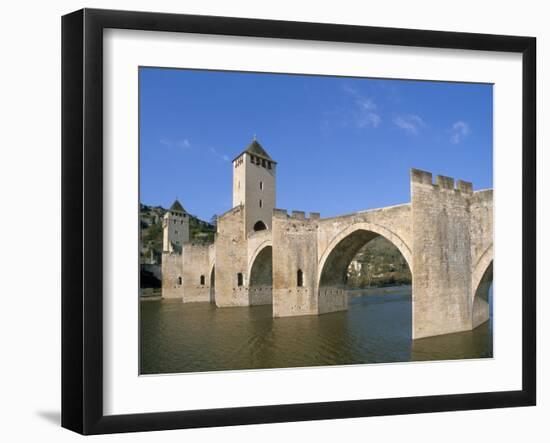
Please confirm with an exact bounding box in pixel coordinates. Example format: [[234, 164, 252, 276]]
[[450, 121, 471, 144], [357, 110, 382, 128], [341, 84, 382, 129], [357, 97, 377, 111], [160, 138, 191, 149], [209, 146, 230, 162], [179, 139, 191, 148], [393, 115, 425, 135]]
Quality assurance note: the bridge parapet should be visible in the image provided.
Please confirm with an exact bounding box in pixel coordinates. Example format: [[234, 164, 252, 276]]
[[273, 208, 321, 221], [411, 168, 473, 195]]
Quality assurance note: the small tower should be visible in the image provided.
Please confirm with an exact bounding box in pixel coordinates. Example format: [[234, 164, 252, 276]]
[[162, 199, 189, 253], [232, 138, 277, 234]]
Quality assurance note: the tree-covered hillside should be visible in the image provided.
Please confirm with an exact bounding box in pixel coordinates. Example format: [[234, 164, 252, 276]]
[[140, 203, 216, 264], [346, 236, 412, 288]]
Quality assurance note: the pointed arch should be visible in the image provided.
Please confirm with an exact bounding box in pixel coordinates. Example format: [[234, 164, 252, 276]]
[[317, 222, 412, 289]]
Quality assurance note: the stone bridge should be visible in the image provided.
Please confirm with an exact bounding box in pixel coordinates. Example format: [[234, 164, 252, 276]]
[[191, 169, 493, 339]]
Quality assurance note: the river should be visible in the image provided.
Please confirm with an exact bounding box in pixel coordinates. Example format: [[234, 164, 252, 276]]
[[140, 287, 492, 375]]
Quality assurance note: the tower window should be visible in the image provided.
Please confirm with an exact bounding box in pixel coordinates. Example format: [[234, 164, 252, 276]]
[[200, 275, 205, 286], [253, 221, 267, 231], [297, 269, 304, 287], [177, 276, 182, 286], [250, 155, 254, 163], [259, 199, 263, 208], [259, 181, 263, 190], [262, 159, 266, 167], [268, 162, 272, 170], [237, 273, 243, 287]]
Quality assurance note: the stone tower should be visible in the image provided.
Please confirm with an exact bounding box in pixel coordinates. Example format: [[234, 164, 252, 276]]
[[232, 138, 277, 234], [162, 199, 189, 253]]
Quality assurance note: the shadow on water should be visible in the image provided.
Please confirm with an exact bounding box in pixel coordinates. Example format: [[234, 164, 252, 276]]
[[140, 287, 493, 375]]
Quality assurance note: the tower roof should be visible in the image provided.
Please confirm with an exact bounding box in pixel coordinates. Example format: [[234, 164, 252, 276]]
[[232, 138, 277, 163], [169, 199, 186, 213]]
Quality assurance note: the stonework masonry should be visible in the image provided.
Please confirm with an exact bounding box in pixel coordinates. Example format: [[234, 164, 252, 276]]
[[160, 139, 493, 339]]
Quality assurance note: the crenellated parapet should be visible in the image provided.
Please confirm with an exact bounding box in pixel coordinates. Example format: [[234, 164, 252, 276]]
[[273, 208, 321, 221], [411, 168, 473, 195]]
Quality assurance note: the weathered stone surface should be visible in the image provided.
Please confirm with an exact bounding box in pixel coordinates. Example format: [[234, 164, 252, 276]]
[[161, 252, 184, 299], [272, 211, 319, 317], [411, 170, 473, 338], [160, 139, 493, 339]]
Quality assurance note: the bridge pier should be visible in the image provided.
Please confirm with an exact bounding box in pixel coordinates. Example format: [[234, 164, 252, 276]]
[[411, 169, 482, 339]]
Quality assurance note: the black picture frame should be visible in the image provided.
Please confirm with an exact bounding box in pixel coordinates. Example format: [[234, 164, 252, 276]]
[[61, 8, 536, 435]]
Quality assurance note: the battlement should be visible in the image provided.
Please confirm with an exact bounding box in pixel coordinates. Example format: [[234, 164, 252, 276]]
[[273, 208, 321, 220], [411, 168, 473, 194]]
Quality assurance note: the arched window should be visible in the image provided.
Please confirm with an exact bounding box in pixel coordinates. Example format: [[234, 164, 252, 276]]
[[253, 220, 267, 231], [200, 275, 205, 286], [297, 269, 304, 287], [177, 276, 182, 286], [237, 273, 243, 287]]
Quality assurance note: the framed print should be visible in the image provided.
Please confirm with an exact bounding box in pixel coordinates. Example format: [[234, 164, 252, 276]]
[[61, 8, 536, 435]]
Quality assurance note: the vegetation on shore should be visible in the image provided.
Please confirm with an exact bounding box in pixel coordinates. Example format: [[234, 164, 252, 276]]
[[346, 236, 412, 288], [140, 203, 216, 263]]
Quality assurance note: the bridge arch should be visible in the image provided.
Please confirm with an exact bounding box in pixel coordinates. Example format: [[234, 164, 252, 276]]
[[248, 240, 273, 278], [317, 222, 412, 289], [248, 241, 273, 305], [472, 244, 493, 328], [472, 244, 493, 300], [316, 222, 412, 316]]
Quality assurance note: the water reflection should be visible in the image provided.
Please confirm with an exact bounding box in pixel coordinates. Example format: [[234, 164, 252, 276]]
[[140, 287, 492, 375]]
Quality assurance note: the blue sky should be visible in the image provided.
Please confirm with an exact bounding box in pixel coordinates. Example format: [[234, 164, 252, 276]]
[[140, 68, 492, 221]]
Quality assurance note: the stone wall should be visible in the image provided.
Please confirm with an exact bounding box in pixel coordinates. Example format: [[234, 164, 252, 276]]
[[272, 209, 319, 317], [411, 169, 474, 338], [161, 252, 184, 299], [214, 206, 250, 306], [470, 189, 494, 268], [181, 243, 211, 303], [318, 287, 348, 314], [470, 189, 493, 328]]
